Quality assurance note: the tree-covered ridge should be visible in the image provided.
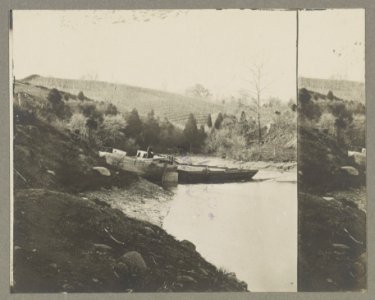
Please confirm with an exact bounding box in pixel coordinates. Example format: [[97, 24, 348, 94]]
[[21, 75, 223, 127], [14, 81, 296, 161]]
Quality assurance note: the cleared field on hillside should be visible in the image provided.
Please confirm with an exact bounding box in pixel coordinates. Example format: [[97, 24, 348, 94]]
[[22, 76, 223, 126], [298, 77, 365, 103]]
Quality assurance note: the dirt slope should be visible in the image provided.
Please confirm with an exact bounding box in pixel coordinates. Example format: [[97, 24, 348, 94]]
[[13, 189, 247, 292]]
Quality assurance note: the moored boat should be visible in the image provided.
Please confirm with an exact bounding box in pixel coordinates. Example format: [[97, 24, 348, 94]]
[[177, 164, 258, 184], [99, 148, 178, 185]]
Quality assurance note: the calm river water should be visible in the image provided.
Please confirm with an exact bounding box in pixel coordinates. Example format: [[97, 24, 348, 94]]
[[163, 170, 297, 292]]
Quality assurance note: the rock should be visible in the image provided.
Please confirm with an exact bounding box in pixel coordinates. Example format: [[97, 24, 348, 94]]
[[62, 283, 74, 291], [14, 245, 22, 251], [93, 243, 113, 252], [92, 198, 110, 208], [181, 240, 196, 251], [114, 261, 129, 275], [323, 197, 334, 201], [173, 282, 184, 289], [340, 166, 359, 176], [116, 251, 147, 275], [348, 151, 366, 169], [199, 267, 209, 276], [177, 275, 197, 284], [339, 198, 358, 209], [47, 170, 56, 176], [332, 243, 350, 250], [92, 166, 111, 176], [49, 263, 58, 269]]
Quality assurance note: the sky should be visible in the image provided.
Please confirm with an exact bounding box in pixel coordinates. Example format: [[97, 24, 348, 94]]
[[299, 9, 365, 83], [12, 10, 297, 101]]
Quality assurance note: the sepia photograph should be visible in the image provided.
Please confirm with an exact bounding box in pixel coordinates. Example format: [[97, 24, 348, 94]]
[[10, 9, 298, 292], [9, 7, 368, 295]]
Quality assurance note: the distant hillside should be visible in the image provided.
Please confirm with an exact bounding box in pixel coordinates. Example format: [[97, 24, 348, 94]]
[[298, 77, 365, 103], [21, 75, 223, 126]]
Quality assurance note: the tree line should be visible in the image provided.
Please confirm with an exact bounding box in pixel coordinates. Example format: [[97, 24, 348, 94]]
[[43, 88, 210, 155], [16, 87, 297, 162]]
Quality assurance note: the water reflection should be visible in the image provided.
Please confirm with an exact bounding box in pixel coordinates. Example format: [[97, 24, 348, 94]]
[[162, 170, 297, 292]]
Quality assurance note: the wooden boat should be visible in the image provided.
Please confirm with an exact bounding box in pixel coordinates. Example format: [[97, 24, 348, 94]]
[[177, 164, 258, 184], [99, 149, 178, 185]]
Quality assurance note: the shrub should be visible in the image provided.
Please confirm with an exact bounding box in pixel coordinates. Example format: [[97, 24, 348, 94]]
[[47, 88, 62, 105], [105, 103, 118, 115], [327, 90, 334, 100], [47, 88, 70, 120], [69, 113, 88, 139], [78, 91, 85, 101]]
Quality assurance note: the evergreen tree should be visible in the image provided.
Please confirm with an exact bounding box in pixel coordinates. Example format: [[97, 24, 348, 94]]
[[105, 103, 118, 115], [125, 109, 143, 140], [183, 113, 199, 152], [198, 124, 207, 148], [47, 88, 67, 120], [207, 114, 212, 128], [327, 90, 334, 101], [214, 112, 224, 129], [143, 109, 160, 148], [78, 91, 85, 101], [239, 111, 249, 134], [240, 111, 247, 123]]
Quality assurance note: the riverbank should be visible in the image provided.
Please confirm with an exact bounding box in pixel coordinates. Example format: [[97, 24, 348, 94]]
[[81, 159, 297, 229], [82, 179, 174, 227], [13, 188, 248, 292], [12, 117, 249, 292]]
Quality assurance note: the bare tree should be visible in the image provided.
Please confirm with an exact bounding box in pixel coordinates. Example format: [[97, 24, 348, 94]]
[[245, 62, 270, 144]]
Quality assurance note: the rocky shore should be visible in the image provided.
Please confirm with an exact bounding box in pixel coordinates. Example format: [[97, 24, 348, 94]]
[[81, 158, 297, 229], [82, 179, 174, 227]]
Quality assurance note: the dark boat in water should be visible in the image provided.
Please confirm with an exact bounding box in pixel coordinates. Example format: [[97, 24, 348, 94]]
[[99, 148, 258, 185], [177, 164, 258, 184]]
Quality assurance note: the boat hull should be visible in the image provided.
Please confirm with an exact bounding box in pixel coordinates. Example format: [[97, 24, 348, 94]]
[[102, 152, 178, 185], [177, 167, 258, 184]]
